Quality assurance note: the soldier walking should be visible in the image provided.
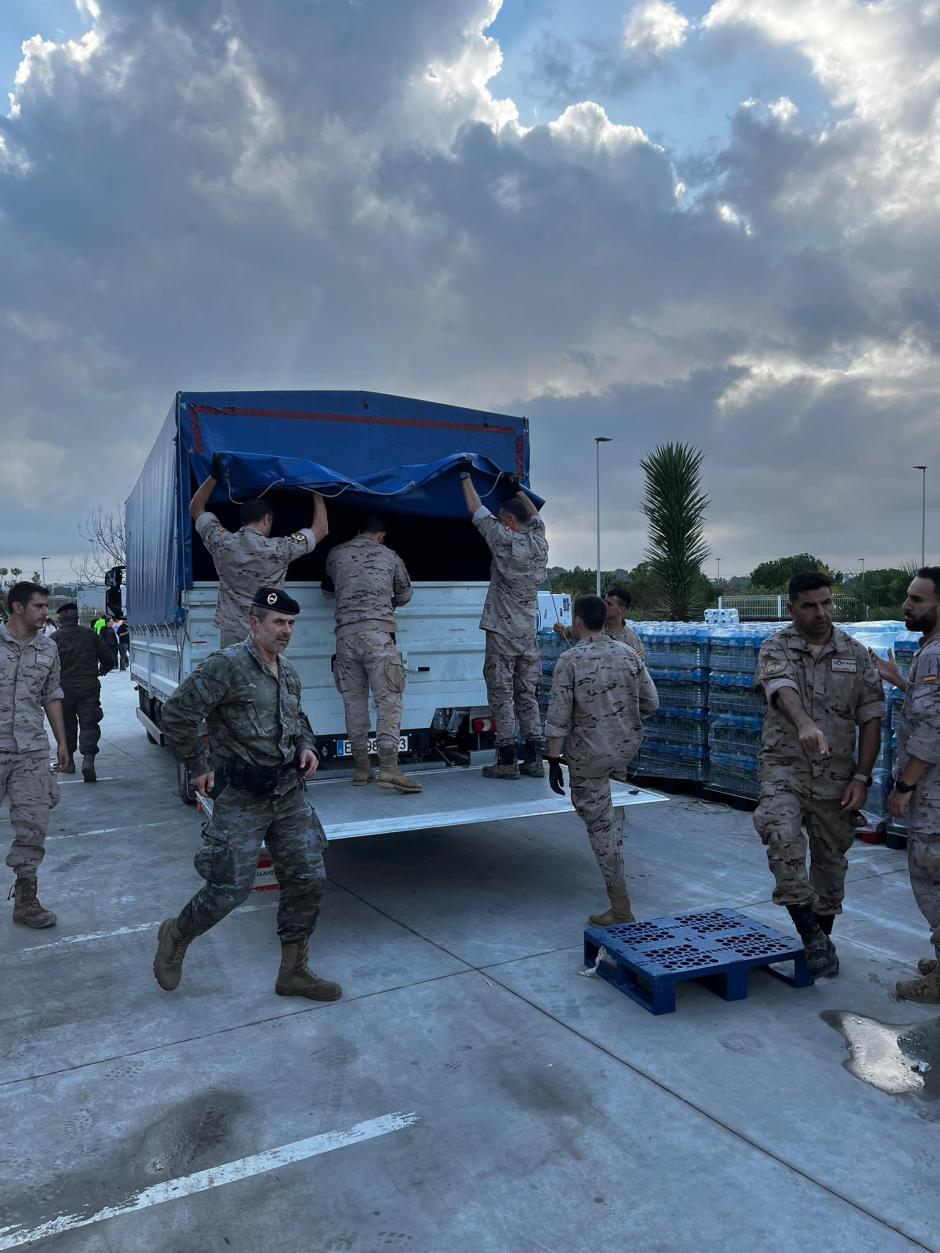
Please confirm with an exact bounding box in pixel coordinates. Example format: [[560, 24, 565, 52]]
[[2, 583, 69, 928], [190, 458, 328, 647], [753, 571, 884, 978], [322, 515, 421, 793], [545, 595, 658, 924], [872, 567, 940, 1003], [51, 602, 115, 782], [460, 469, 549, 779], [153, 587, 340, 1001]]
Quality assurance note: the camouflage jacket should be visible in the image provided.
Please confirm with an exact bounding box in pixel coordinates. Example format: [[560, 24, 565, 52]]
[[607, 623, 644, 658], [473, 507, 548, 641], [0, 624, 64, 752], [51, 624, 115, 688], [194, 511, 315, 636], [546, 634, 659, 774], [896, 633, 940, 834], [754, 625, 885, 799], [160, 639, 316, 784], [324, 535, 412, 636]]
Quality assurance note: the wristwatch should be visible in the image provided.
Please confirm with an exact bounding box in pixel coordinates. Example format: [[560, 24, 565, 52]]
[[895, 778, 916, 793], [852, 773, 872, 787]]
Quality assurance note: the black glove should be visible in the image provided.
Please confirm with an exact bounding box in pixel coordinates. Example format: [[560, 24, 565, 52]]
[[321, 573, 335, 593], [506, 475, 522, 493], [548, 756, 566, 796], [211, 452, 227, 479]]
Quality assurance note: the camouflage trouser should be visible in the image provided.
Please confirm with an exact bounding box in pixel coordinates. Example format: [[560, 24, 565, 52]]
[[483, 632, 542, 745], [907, 835, 940, 961], [177, 781, 327, 942], [569, 764, 630, 894], [753, 784, 856, 915], [2, 750, 59, 879], [334, 629, 405, 754], [61, 683, 103, 757], [220, 626, 247, 649]]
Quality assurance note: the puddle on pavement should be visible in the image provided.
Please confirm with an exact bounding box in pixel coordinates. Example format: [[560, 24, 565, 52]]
[[822, 1010, 940, 1099]]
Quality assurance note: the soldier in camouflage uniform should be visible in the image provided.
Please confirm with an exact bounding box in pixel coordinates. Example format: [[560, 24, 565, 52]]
[[460, 469, 549, 779], [51, 602, 115, 782], [553, 586, 645, 659], [190, 458, 328, 647], [322, 515, 421, 793], [545, 594, 659, 925], [872, 567, 940, 1003], [2, 583, 69, 928], [753, 571, 884, 978], [153, 586, 341, 1002]]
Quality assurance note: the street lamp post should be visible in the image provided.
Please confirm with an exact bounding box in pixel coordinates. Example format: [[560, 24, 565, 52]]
[[594, 437, 612, 596], [914, 466, 927, 567], [859, 556, 866, 618], [41, 556, 48, 586], [716, 557, 721, 585]]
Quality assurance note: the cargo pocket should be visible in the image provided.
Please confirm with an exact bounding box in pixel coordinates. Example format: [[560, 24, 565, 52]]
[[194, 830, 234, 885], [385, 656, 406, 694]]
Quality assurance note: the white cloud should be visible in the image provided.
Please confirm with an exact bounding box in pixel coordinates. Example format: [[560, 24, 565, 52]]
[[625, 1, 691, 56]]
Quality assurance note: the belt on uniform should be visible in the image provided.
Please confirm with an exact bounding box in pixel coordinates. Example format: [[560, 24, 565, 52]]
[[214, 756, 300, 795]]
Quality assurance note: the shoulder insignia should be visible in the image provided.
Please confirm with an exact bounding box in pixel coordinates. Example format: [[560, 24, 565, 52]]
[[922, 675, 938, 684], [762, 659, 787, 676], [290, 532, 307, 543]]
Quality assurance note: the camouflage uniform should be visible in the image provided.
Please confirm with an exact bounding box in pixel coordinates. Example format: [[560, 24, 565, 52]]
[[607, 622, 645, 658], [0, 625, 62, 879], [160, 640, 326, 941], [546, 635, 659, 891], [325, 536, 412, 754], [194, 512, 316, 647], [50, 623, 115, 758], [895, 633, 940, 963], [753, 626, 885, 915], [473, 506, 549, 744]]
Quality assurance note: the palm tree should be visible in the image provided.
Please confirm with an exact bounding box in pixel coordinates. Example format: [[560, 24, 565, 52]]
[[640, 443, 710, 620]]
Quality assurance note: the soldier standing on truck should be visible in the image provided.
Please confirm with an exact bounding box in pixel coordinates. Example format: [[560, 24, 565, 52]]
[[50, 602, 115, 782], [190, 456, 329, 647], [322, 515, 422, 794], [545, 594, 659, 925], [153, 586, 341, 1002], [459, 468, 549, 779], [2, 582, 69, 929]]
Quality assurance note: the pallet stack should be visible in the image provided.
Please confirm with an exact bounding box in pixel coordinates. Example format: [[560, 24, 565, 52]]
[[635, 625, 710, 782]]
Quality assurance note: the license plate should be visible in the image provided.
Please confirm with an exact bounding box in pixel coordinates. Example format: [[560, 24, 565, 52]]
[[336, 736, 409, 756]]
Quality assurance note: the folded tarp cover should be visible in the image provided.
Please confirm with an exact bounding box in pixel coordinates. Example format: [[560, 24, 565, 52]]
[[197, 450, 544, 519]]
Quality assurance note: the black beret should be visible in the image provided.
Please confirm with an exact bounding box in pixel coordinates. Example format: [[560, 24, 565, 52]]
[[57, 602, 78, 614], [251, 586, 300, 615]]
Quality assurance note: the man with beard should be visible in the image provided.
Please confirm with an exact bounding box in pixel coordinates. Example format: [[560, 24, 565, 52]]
[[753, 571, 884, 978], [871, 568, 940, 1003]]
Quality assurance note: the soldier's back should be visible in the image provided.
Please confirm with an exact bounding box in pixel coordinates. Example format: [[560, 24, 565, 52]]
[[327, 537, 401, 634], [51, 625, 100, 685]]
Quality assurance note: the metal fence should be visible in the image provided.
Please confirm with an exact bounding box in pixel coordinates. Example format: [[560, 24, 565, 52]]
[[717, 594, 865, 621]]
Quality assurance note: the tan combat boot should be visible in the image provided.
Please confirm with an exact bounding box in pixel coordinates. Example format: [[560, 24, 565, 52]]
[[10, 877, 56, 928], [275, 937, 342, 1001], [482, 743, 520, 779], [896, 970, 940, 1003], [377, 749, 423, 793], [352, 751, 375, 786], [153, 917, 195, 991], [917, 957, 937, 976], [589, 889, 637, 928]]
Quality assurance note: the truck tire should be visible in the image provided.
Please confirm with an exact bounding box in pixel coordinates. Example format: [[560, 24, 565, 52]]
[[177, 761, 196, 805]]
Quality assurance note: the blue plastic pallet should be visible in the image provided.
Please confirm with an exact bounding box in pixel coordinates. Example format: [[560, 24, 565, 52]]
[[584, 908, 811, 1015]]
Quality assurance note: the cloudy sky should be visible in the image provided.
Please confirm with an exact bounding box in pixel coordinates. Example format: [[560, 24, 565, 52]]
[[2, 0, 938, 585]]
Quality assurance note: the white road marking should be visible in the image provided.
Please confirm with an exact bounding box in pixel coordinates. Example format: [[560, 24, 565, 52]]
[[47, 819, 180, 843], [16, 898, 276, 955], [0, 1110, 419, 1249]]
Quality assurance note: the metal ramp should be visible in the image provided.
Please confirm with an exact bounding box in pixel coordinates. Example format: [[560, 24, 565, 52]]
[[197, 766, 667, 841]]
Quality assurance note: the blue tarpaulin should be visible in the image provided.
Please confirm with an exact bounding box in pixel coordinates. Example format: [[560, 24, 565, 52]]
[[126, 390, 534, 625]]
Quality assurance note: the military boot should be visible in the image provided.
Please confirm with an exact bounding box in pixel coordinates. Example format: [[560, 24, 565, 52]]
[[377, 749, 423, 793], [589, 889, 636, 927], [917, 957, 938, 976], [153, 917, 195, 991], [787, 903, 839, 978], [520, 739, 545, 778], [482, 743, 520, 780], [896, 970, 940, 1003], [814, 912, 835, 936], [81, 754, 97, 783], [275, 937, 342, 1001], [352, 752, 375, 786], [10, 878, 56, 928], [62, 755, 76, 775]]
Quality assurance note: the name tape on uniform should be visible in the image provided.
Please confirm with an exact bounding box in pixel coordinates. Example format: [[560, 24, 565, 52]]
[[830, 658, 858, 673]]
